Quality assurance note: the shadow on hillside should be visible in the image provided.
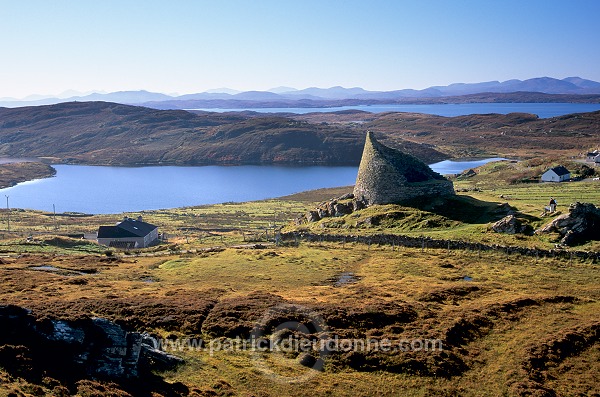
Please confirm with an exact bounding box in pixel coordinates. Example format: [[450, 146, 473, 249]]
[[404, 195, 538, 224]]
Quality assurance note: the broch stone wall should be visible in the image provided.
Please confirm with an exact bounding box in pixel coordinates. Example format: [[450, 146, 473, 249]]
[[353, 131, 454, 205]]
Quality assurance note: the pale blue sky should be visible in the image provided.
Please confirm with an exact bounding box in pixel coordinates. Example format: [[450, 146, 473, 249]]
[[1, 0, 599, 98]]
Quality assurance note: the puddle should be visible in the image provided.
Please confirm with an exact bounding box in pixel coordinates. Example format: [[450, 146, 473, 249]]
[[30, 265, 60, 271], [331, 272, 360, 287], [29, 265, 88, 276], [141, 277, 158, 283], [463, 276, 473, 281]]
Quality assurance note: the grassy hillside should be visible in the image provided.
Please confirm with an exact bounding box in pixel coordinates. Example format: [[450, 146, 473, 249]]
[[295, 110, 600, 159], [1, 102, 599, 167], [0, 102, 446, 166]]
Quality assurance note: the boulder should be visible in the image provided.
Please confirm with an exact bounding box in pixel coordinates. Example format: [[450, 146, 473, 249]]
[[537, 202, 600, 245], [317, 207, 329, 219], [458, 169, 477, 179], [333, 202, 352, 217], [491, 215, 531, 235], [0, 305, 183, 381], [353, 199, 366, 212], [336, 193, 354, 201], [305, 211, 321, 223]]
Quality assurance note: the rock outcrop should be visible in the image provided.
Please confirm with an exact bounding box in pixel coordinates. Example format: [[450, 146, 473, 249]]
[[0, 305, 183, 381], [353, 131, 454, 205], [491, 215, 532, 235], [296, 193, 362, 225], [537, 202, 600, 245]]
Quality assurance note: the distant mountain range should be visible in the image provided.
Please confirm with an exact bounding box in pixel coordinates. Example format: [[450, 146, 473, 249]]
[[2, 77, 600, 109]]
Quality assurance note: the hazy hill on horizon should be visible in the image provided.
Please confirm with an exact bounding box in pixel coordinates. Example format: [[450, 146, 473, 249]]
[[2, 76, 600, 109]]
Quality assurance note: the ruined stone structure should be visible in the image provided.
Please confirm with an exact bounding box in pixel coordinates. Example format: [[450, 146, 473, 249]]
[[353, 131, 454, 205]]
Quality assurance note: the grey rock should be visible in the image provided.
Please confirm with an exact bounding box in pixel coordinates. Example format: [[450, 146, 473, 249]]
[[0, 305, 183, 381], [48, 320, 86, 344], [459, 169, 477, 178], [491, 215, 529, 235], [352, 199, 365, 212], [306, 211, 321, 223], [336, 193, 354, 201], [333, 202, 352, 217], [537, 202, 600, 245]]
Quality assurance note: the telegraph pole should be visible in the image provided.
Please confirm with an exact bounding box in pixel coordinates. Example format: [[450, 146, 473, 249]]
[[53, 204, 57, 230], [5, 195, 9, 233]]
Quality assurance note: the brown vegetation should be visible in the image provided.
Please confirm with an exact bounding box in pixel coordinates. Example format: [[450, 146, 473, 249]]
[[0, 102, 446, 166], [295, 110, 600, 159], [0, 162, 55, 189]]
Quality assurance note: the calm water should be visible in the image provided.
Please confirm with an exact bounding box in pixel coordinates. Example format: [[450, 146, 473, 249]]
[[430, 157, 506, 174], [192, 103, 600, 118], [0, 159, 502, 214]]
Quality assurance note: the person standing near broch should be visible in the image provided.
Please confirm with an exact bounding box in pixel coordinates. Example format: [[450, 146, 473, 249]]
[[549, 197, 557, 212]]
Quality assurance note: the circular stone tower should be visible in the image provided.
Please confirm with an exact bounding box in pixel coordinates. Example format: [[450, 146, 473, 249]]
[[353, 131, 454, 205]]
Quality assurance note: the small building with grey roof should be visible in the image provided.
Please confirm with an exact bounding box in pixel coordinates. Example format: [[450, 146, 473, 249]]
[[97, 216, 158, 249]]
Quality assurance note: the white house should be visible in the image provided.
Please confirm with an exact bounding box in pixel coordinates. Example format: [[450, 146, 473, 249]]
[[586, 151, 599, 162], [595, 155, 600, 165], [97, 216, 159, 249], [541, 166, 571, 183]]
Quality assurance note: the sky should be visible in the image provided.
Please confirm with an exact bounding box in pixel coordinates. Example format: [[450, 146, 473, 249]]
[[1, 0, 599, 98]]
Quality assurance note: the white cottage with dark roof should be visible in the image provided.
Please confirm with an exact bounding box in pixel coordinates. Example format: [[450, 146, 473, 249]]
[[97, 216, 158, 249], [541, 166, 571, 183]]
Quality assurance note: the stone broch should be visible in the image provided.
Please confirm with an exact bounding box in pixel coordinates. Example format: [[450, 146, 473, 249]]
[[353, 131, 455, 205]]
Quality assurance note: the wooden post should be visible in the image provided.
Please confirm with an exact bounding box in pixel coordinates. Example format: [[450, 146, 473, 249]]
[[569, 251, 573, 266]]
